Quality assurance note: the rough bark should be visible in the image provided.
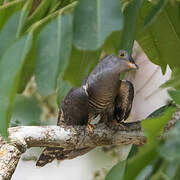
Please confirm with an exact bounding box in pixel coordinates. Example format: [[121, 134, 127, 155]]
[[9, 121, 144, 150], [0, 144, 21, 180]]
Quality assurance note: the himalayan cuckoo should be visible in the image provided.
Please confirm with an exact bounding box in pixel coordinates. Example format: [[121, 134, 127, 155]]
[[36, 50, 138, 167]]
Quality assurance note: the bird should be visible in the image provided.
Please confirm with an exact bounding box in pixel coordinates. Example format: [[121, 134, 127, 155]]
[[36, 50, 138, 167], [84, 50, 138, 126]]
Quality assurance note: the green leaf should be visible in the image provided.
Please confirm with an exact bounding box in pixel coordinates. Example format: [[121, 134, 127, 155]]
[[137, 1, 180, 73], [25, 0, 53, 29], [172, 161, 180, 180], [127, 145, 138, 159], [0, 34, 33, 138], [28, 1, 76, 34], [159, 135, 180, 162], [161, 69, 180, 90], [18, 2, 76, 93], [58, 0, 76, 10], [73, 0, 123, 50], [151, 171, 169, 180], [165, 160, 179, 179], [49, 0, 59, 12], [136, 164, 154, 180], [0, 2, 33, 94], [120, 0, 142, 53], [10, 94, 41, 127], [150, 160, 169, 180], [168, 90, 180, 105], [17, 38, 37, 93], [148, 157, 164, 179], [0, 0, 25, 30], [103, 31, 122, 55], [110, 107, 176, 180], [144, 0, 168, 28], [142, 107, 176, 139], [35, 14, 72, 96], [103, 0, 142, 55], [147, 104, 174, 119], [123, 142, 158, 180], [63, 46, 101, 86], [0, 9, 27, 59], [49, 1, 62, 13], [18, 11, 58, 94], [57, 76, 72, 107], [136, 1, 166, 73], [159, 121, 180, 161], [105, 161, 126, 180]]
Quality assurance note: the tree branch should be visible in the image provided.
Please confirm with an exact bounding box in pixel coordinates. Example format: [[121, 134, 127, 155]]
[[0, 109, 179, 180], [0, 144, 21, 180], [9, 121, 145, 150]]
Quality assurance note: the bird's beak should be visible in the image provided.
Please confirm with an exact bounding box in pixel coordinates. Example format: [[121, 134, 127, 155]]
[[127, 61, 139, 70]]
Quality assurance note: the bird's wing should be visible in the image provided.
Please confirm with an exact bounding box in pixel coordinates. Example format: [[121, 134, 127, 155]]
[[57, 87, 88, 126], [57, 88, 75, 126], [114, 80, 134, 122]]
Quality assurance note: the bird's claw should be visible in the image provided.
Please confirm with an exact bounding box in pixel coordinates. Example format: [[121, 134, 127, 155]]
[[112, 120, 126, 130], [118, 123, 126, 130], [88, 124, 95, 133]]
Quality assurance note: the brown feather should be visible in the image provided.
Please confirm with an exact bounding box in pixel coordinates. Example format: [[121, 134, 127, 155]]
[[114, 80, 134, 122]]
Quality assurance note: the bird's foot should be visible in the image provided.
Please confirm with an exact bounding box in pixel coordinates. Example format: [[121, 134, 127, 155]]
[[88, 124, 95, 133], [112, 120, 126, 130], [118, 123, 126, 130]]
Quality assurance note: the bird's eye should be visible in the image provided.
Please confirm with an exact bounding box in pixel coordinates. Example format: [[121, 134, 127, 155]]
[[119, 52, 125, 58]]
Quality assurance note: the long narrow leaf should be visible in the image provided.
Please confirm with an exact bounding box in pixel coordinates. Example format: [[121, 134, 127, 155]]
[[120, 0, 142, 53], [73, 0, 123, 50], [18, 2, 77, 93], [25, 0, 54, 29], [137, 1, 180, 73], [35, 14, 72, 96], [63, 46, 101, 86], [168, 90, 180, 105], [0, 9, 27, 58], [105, 107, 176, 180], [10, 94, 42, 127], [144, 0, 168, 28], [0, 34, 33, 138], [105, 161, 126, 180], [17, 38, 37, 93], [103, 31, 122, 55], [0, 0, 25, 30]]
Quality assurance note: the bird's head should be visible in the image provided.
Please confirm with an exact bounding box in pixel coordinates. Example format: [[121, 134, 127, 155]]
[[118, 50, 139, 71]]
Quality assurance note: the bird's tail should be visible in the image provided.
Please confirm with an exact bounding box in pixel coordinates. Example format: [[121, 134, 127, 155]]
[[36, 147, 94, 167], [36, 147, 64, 167]]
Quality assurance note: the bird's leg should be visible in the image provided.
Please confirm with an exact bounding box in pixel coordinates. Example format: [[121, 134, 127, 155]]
[[87, 114, 96, 132], [118, 123, 127, 130], [112, 119, 126, 130], [88, 123, 95, 133]]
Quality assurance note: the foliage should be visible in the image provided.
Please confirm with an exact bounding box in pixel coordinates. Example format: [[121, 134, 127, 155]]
[[0, 0, 180, 178], [106, 106, 177, 180], [73, 0, 123, 50], [10, 94, 41, 127]]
